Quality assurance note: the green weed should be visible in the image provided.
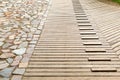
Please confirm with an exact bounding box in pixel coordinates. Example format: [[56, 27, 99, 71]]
[[112, 0, 120, 3]]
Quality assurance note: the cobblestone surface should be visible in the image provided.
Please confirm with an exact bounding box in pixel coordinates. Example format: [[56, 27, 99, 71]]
[[0, 0, 50, 79]]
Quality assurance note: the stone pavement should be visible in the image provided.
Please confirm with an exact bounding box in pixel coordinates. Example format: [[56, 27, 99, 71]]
[[0, 0, 50, 80], [22, 0, 120, 80]]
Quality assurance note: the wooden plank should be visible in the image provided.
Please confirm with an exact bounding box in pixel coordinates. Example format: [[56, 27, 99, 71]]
[[88, 57, 111, 61], [80, 32, 96, 35], [81, 36, 99, 40], [24, 72, 120, 77], [85, 48, 106, 52], [91, 68, 117, 72], [28, 65, 120, 68], [78, 24, 92, 26], [83, 42, 102, 45], [79, 27, 93, 30]]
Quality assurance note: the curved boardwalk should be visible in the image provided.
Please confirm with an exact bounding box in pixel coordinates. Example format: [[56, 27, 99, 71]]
[[79, 0, 120, 54], [23, 0, 120, 80]]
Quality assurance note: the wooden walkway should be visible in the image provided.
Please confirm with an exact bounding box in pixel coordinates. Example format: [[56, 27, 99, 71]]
[[23, 0, 120, 80]]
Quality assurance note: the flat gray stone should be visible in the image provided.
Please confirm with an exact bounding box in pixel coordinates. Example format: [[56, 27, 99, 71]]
[[22, 34, 27, 38], [0, 77, 9, 80], [0, 53, 15, 59], [13, 40, 22, 45], [0, 60, 6, 64], [9, 35, 15, 39], [11, 56, 22, 66], [9, 45, 18, 49], [38, 25, 43, 30], [13, 68, 25, 75], [1, 49, 10, 53], [0, 67, 15, 78], [30, 41, 37, 44], [0, 42, 4, 46], [31, 19, 39, 28], [23, 27, 30, 32], [0, 38, 5, 42], [34, 30, 41, 35], [11, 75, 22, 80], [2, 43, 12, 48], [19, 62, 28, 68], [6, 58, 13, 64], [21, 38, 27, 41], [0, 62, 9, 69], [18, 41, 28, 48], [12, 48, 26, 56], [28, 33, 33, 38]]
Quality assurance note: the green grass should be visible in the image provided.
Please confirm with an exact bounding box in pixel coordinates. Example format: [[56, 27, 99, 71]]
[[112, 0, 120, 3]]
